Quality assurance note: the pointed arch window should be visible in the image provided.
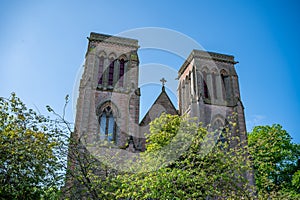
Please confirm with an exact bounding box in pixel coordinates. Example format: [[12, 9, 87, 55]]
[[202, 71, 209, 99], [212, 72, 217, 99], [99, 106, 117, 142], [98, 56, 104, 85], [119, 59, 125, 87], [221, 71, 231, 101], [108, 59, 115, 86], [192, 67, 197, 96]]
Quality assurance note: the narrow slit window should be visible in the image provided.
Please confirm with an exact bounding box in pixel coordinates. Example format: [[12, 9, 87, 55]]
[[119, 59, 125, 87], [98, 57, 104, 85], [203, 71, 209, 99], [108, 59, 114, 86], [212, 72, 217, 99], [221, 73, 230, 101]]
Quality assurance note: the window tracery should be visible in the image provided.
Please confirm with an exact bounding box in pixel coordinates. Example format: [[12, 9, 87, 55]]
[[97, 53, 128, 88], [99, 106, 118, 142]]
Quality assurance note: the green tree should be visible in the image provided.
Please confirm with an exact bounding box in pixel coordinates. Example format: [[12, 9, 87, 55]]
[[61, 132, 118, 199], [292, 170, 300, 192], [0, 93, 64, 199], [115, 113, 254, 199], [248, 124, 300, 199], [61, 113, 254, 199]]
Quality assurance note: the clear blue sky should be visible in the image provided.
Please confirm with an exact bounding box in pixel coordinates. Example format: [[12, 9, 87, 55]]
[[1, 0, 299, 143]]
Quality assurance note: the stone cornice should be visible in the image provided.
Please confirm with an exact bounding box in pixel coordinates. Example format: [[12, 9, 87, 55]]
[[88, 32, 139, 49], [194, 50, 236, 63], [178, 50, 238, 76]]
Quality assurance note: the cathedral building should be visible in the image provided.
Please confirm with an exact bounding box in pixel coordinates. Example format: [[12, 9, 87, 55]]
[[64, 32, 255, 198], [75, 32, 247, 152]]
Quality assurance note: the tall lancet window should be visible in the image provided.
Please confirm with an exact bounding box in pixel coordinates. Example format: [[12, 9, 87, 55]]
[[192, 67, 197, 96], [202, 71, 209, 99], [99, 106, 117, 142], [221, 70, 231, 101], [98, 56, 104, 85], [108, 58, 115, 86], [212, 72, 217, 99], [119, 59, 125, 87]]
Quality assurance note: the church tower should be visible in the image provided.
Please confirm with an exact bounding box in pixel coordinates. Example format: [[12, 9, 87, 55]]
[[178, 50, 247, 142], [75, 33, 144, 151]]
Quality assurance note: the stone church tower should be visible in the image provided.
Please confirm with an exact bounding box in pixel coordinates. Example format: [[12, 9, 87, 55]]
[[75, 32, 144, 152], [177, 50, 253, 186], [178, 50, 247, 143]]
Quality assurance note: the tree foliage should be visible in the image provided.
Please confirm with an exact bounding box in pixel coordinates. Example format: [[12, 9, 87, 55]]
[[62, 113, 255, 199], [61, 132, 119, 199], [0, 93, 64, 199], [5, 94, 300, 199], [115, 113, 254, 199], [7, 92, 300, 199], [248, 124, 300, 199]]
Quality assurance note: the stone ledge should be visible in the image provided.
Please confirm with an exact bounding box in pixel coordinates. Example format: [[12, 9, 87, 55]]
[[178, 49, 238, 76], [88, 32, 139, 48]]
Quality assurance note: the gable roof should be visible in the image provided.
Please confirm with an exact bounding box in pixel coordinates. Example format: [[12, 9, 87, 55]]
[[139, 86, 178, 126]]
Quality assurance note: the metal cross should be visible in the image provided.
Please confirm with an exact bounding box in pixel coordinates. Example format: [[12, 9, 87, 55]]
[[160, 77, 167, 86]]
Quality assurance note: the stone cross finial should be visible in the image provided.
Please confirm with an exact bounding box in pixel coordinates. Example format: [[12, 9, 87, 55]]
[[160, 77, 167, 86]]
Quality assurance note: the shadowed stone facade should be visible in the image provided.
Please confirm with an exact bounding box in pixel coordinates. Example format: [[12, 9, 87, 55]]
[[75, 33, 143, 151]]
